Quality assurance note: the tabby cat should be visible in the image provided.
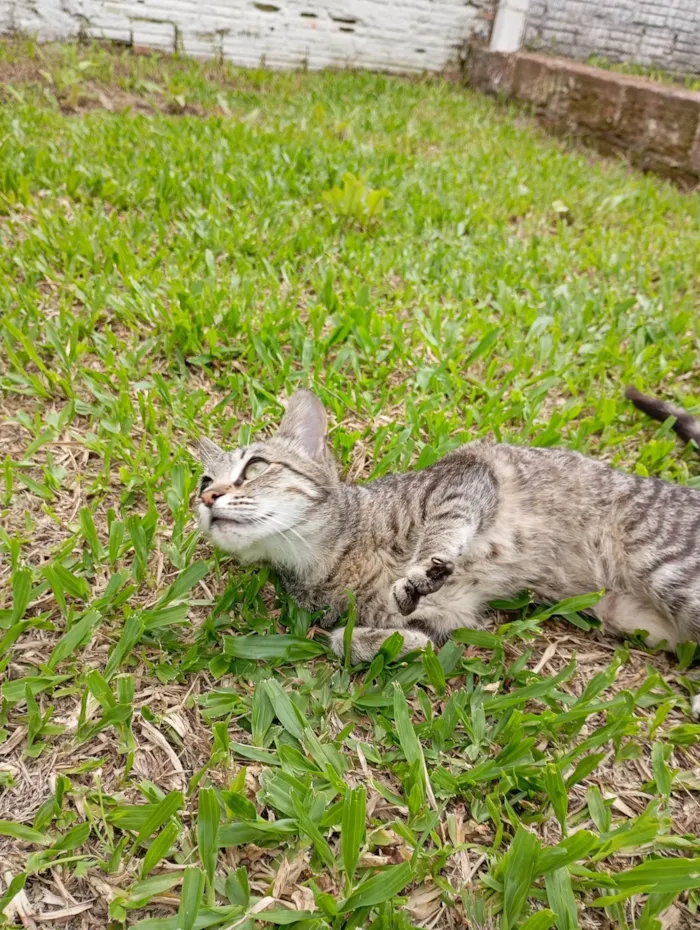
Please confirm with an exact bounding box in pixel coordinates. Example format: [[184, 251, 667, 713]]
[[196, 388, 700, 668]]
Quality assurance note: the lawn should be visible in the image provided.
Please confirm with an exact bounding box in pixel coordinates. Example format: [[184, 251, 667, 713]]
[[1, 38, 700, 930]]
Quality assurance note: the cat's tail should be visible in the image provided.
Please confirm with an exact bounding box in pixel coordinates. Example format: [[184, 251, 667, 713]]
[[625, 385, 700, 449]]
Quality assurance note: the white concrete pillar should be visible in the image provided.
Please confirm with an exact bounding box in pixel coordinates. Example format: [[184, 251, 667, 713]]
[[490, 0, 533, 54]]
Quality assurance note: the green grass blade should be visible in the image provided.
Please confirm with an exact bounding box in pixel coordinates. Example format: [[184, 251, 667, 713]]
[[340, 861, 413, 912], [343, 592, 357, 668], [133, 791, 184, 849], [535, 832, 598, 876], [262, 679, 305, 740], [392, 684, 422, 768], [177, 867, 205, 930], [291, 791, 335, 870], [156, 562, 209, 607], [251, 681, 274, 746], [104, 613, 145, 680], [11, 568, 32, 623], [422, 642, 446, 695], [501, 826, 540, 929], [197, 788, 220, 897], [651, 742, 673, 798], [544, 867, 579, 930], [0, 821, 51, 846], [86, 669, 116, 708], [48, 609, 101, 669], [140, 823, 179, 879], [484, 660, 577, 713], [252, 910, 319, 924], [585, 786, 610, 832], [519, 910, 556, 930], [593, 857, 700, 903], [543, 763, 569, 835], [223, 634, 325, 661], [341, 786, 366, 889], [0, 873, 27, 917]]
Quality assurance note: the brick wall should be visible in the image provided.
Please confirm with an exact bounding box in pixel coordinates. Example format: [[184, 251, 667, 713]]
[[524, 0, 700, 76], [3, 0, 496, 73], [466, 47, 700, 186]]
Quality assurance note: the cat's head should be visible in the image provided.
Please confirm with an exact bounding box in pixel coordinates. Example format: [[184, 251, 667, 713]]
[[195, 390, 338, 567]]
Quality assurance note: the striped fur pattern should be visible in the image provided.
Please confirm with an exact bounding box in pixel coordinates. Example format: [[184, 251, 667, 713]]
[[197, 390, 700, 666]]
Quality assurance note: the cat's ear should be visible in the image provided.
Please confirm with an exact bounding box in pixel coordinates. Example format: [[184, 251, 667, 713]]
[[277, 390, 328, 461], [197, 436, 223, 465]]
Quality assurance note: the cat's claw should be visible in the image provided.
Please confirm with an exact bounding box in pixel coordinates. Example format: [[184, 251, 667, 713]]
[[427, 557, 455, 580], [392, 557, 455, 616]]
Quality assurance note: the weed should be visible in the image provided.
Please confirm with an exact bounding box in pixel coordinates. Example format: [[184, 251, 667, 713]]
[[322, 172, 391, 227]]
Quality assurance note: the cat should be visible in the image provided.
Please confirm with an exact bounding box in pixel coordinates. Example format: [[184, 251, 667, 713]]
[[196, 389, 700, 685]]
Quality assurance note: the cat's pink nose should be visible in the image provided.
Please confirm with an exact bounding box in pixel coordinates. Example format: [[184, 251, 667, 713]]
[[201, 487, 226, 507]]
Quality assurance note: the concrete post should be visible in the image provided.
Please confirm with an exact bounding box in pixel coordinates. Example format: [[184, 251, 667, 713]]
[[490, 0, 532, 53]]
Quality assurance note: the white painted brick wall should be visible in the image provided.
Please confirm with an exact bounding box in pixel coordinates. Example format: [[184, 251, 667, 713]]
[[524, 0, 700, 76], [1, 0, 496, 73]]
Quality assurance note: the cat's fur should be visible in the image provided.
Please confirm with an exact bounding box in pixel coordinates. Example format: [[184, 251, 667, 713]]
[[197, 390, 700, 672], [626, 385, 700, 450]]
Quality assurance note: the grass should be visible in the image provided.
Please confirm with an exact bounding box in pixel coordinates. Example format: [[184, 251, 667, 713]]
[[584, 55, 700, 93], [1, 36, 700, 930]]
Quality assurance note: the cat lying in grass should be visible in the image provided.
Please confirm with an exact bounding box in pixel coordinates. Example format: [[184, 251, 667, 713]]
[[196, 388, 700, 695]]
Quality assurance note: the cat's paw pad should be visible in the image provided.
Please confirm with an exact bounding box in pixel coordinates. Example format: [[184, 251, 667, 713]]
[[408, 557, 455, 595], [425, 557, 455, 583], [393, 558, 455, 616]]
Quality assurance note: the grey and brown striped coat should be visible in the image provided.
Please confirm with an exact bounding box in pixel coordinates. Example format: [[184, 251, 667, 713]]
[[197, 389, 700, 668]]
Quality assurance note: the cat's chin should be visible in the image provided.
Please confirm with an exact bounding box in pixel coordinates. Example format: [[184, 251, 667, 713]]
[[206, 523, 259, 560], [204, 518, 242, 546], [198, 509, 261, 561]]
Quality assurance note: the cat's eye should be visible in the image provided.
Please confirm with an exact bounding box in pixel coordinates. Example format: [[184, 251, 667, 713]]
[[200, 476, 213, 494], [244, 459, 269, 480]]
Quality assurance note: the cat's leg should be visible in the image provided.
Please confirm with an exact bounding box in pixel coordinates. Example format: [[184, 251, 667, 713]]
[[409, 602, 483, 641], [327, 595, 487, 663], [392, 462, 498, 617], [596, 595, 700, 717], [593, 592, 678, 649], [327, 626, 430, 663], [392, 523, 473, 616], [328, 601, 485, 663]]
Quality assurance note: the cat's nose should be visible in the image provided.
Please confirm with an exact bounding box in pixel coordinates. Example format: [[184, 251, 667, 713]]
[[201, 487, 226, 507]]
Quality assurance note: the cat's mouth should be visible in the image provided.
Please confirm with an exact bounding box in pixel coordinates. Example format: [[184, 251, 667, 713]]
[[210, 514, 250, 526]]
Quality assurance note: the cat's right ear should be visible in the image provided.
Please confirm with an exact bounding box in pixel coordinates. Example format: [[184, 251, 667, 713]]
[[277, 390, 329, 462], [197, 437, 223, 465]]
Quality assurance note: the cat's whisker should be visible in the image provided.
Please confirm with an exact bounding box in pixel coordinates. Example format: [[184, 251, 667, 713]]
[[257, 513, 315, 553]]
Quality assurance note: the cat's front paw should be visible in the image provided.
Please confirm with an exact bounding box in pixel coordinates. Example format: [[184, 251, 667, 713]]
[[392, 557, 455, 616], [328, 628, 346, 657]]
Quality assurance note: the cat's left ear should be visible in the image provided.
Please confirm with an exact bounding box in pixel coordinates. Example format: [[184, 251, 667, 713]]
[[197, 436, 223, 465], [277, 390, 328, 462]]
